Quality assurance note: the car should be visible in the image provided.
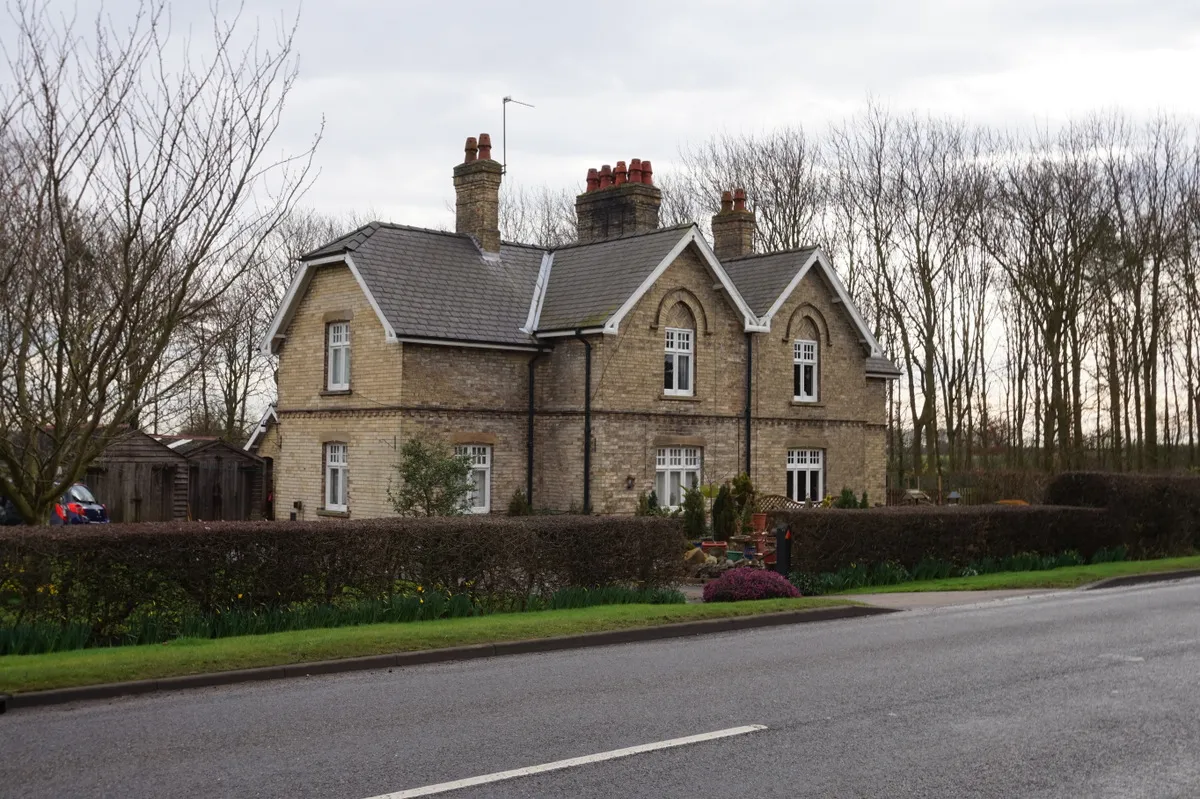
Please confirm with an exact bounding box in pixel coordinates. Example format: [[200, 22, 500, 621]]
[[50, 483, 109, 524]]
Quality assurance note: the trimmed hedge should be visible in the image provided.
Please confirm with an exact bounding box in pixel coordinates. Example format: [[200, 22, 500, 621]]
[[771, 505, 1116, 574], [1045, 472, 1200, 556], [0, 516, 687, 642]]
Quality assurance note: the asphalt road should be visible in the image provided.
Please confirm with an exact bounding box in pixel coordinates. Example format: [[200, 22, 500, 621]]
[[3, 579, 1199, 799]]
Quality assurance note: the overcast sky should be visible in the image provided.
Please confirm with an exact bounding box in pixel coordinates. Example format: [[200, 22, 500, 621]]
[[39, 1, 1200, 229]]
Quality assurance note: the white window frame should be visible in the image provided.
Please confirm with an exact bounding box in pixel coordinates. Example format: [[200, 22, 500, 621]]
[[325, 443, 348, 512], [663, 327, 694, 397], [455, 444, 492, 514], [327, 321, 350, 391], [787, 448, 824, 504], [655, 447, 701, 509], [793, 339, 818, 402]]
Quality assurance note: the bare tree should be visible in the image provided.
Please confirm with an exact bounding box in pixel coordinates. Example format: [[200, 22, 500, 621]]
[[0, 1, 319, 522]]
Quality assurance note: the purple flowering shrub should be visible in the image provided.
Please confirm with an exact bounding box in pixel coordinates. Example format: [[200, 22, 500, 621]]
[[702, 567, 801, 602]]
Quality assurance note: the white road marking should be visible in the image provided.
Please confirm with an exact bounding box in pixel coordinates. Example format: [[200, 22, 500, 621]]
[[366, 724, 768, 798], [1099, 653, 1145, 663]]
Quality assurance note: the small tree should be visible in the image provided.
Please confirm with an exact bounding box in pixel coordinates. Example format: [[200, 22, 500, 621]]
[[388, 438, 474, 516], [507, 489, 532, 516], [833, 487, 860, 509], [711, 483, 738, 541], [730, 473, 756, 530], [682, 486, 707, 539]]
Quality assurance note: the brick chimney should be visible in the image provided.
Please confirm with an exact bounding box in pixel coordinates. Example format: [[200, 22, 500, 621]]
[[711, 187, 756, 260], [453, 133, 503, 253], [575, 157, 661, 242]]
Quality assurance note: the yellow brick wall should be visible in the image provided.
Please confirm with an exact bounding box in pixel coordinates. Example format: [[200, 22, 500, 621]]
[[276, 264, 403, 410]]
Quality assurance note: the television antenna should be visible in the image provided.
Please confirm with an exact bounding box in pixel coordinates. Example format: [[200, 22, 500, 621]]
[[502, 95, 534, 175]]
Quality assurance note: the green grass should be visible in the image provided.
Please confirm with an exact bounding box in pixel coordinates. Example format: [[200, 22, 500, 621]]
[[0, 597, 851, 694], [837, 555, 1200, 594]]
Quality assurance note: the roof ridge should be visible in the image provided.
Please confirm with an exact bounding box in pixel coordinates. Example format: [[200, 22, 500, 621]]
[[723, 244, 820, 262], [548, 223, 695, 253]]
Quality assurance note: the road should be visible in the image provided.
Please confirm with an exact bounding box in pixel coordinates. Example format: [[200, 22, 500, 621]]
[[3, 579, 1199, 798]]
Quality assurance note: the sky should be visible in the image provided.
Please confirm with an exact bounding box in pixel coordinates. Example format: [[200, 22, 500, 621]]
[[27, 0, 1200, 229]]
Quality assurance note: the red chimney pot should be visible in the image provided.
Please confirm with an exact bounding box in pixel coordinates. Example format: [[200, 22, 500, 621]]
[[733, 187, 747, 212], [614, 160, 628, 185], [640, 160, 653, 185], [599, 164, 613, 189], [477, 133, 492, 161], [629, 158, 643, 183], [720, 190, 733, 212], [586, 167, 600, 192], [464, 136, 478, 163]]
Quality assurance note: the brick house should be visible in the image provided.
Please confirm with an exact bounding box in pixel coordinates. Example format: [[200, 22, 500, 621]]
[[251, 133, 900, 518]]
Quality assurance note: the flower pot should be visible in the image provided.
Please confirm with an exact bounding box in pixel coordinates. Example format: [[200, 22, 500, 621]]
[[751, 513, 768, 532]]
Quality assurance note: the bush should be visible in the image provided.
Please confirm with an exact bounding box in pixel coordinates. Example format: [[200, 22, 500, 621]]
[[681, 487, 706, 539], [833, 487, 860, 509], [769, 505, 1118, 574], [703, 567, 801, 602], [711, 484, 738, 541], [507, 489, 532, 516], [1045, 472, 1200, 555], [0, 515, 688, 650]]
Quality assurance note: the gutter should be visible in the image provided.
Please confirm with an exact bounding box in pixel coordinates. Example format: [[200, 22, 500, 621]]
[[573, 329, 593, 514]]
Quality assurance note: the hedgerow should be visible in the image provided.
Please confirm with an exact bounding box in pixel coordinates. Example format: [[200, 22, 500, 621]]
[[0, 515, 687, 651]]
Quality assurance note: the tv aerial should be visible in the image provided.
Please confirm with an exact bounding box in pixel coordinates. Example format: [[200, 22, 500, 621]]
[[502, 96, 534, 175]]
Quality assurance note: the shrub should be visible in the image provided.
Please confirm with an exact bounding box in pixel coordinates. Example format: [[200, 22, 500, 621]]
[[703, 567, 801, 602], [711, 484, 738, 541], [388, 437, 474, 516], [682, 487, 707, 539], [1045, 472, 1200, 555], [833, 487, 860, 509], [768, 505, 1118, 574], [0, 515, 688, 649], [507, 489, 532, 516]]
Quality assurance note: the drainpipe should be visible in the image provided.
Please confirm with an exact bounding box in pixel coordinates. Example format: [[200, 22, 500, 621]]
[[573, 329, 592, 514], [744, 332, 753, 476], [526, 351, 546, 508]]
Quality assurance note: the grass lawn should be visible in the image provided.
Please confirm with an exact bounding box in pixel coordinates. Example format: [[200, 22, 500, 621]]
[[0, 597, 851, 694], [837, 555, 1200, 595]]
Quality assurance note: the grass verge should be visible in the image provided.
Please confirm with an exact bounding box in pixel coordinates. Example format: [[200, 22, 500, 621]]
[[0, 597, 851, 694], [837, 555, 1200, 594]]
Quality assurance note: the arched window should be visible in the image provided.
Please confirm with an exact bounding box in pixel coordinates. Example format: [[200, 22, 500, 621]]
[[663, 302, 695, 397], [793, 319, 820, 402]]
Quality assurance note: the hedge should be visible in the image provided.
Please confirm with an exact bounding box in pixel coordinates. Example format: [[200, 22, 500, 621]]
[[770, 505, 1118, 574], [0, 516, 687, 641], [1045, 471, 1200, 556]]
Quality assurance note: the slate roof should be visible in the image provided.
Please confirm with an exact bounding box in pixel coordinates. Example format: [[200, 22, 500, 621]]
[[535, 225, 693, 331], [303, 223, 543, 347], [721, 247, 819, 317], [291, 222, 900, 376]]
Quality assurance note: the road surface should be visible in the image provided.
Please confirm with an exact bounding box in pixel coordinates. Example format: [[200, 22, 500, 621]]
[[3, 579, 1199, 798]]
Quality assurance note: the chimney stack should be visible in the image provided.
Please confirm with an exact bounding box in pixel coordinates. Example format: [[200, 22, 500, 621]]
[[711, 187, 756, 260], [453, 132, 503, 253], [575, 156, 662, 242]]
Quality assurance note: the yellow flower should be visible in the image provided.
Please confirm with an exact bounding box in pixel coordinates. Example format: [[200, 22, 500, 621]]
[[417, 586, 423, 592]]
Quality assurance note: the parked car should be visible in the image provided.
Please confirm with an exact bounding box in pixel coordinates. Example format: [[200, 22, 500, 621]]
[[50, 483, 109, 524], [0, 496, 23, 525]]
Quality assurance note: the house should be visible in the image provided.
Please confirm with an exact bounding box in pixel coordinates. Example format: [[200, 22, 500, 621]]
[[257, 133, 901, 518], [155, 436, 264, 521]]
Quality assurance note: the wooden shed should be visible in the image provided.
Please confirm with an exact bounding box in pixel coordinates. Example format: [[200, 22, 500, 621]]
[[84, 430, 189, 522], [161, 437, 264, 521]]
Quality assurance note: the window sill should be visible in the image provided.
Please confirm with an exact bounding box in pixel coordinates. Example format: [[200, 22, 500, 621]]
[[321, 388, 352, 397], [791, 400, 825, 408], [316, 509, 350, 518], [661, 394, 702, 402]]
